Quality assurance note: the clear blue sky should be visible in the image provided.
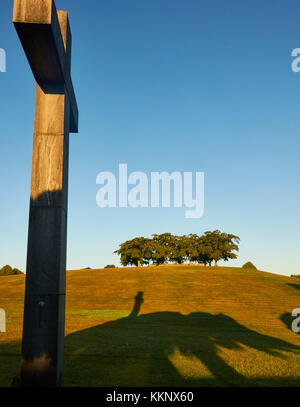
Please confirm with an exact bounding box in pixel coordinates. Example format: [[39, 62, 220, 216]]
[[0, 0, 300, 275]]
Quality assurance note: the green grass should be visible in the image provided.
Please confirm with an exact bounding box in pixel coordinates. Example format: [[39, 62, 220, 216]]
[[69, 309, 130, 319], [1, 266, 300, 386], [167, 279, 188, 286]]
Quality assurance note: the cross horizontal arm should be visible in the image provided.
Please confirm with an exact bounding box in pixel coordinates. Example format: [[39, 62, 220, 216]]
[[13, 0, 78, 133]]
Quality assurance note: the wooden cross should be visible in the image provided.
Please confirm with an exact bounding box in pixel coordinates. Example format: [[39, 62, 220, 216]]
[[13, 0, 78, 386]]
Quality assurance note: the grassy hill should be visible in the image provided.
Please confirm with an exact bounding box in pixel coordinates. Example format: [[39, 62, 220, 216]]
[[1, 265, 300, 386]]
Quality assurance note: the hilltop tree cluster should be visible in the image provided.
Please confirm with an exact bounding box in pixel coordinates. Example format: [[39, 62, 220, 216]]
[[0, 265, 23, 276], [114, 231, 240, 267]]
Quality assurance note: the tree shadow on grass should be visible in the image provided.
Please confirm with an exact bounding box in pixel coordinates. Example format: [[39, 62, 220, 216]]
[[64, 293, 300, 387], [0, 341, 22, 386], [287, 283, 300, 292]]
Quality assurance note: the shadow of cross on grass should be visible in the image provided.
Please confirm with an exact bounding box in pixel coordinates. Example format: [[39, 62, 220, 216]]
[[64, 292, 300, 387]]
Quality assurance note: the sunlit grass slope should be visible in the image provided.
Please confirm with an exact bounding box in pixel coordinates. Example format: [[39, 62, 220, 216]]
[[1, 265, 300, 386]]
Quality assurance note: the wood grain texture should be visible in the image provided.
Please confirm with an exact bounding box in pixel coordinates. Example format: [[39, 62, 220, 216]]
[[13, 0, 78, 133], [13, 0, 76, 386], [13, 0, 52, 24]]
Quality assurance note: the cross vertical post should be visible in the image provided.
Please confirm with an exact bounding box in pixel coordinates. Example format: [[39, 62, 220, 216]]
[[13, 0, 78, 386]]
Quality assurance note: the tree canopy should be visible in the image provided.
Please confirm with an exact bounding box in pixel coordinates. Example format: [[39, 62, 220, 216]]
[[114, 231, 240, 267], [0, 265, 23, 276], [114, 237, 156, 267], [242, 262, 257, 270]]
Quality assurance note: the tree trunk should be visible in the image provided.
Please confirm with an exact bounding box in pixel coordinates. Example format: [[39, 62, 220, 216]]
[[189, 255, 191, 265], [164, 257, 167, 265], [137, 260, 141, 267], [215, 260, 218, 266], [208, 261, 211, 267]]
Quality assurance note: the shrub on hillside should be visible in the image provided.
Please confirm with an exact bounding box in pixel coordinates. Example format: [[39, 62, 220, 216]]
[[11, 268, 23, 275], [0, 265, 12, 275], [104, 264, 116, 268], [0, 265, 23, 275], [242, 262, 257, 270]]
